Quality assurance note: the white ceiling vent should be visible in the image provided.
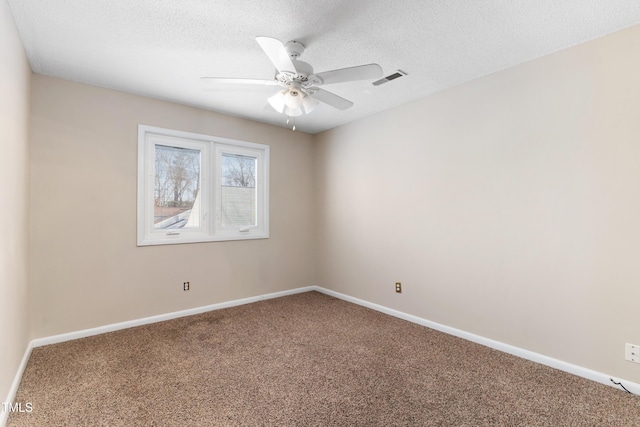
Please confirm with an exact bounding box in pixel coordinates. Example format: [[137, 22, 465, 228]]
[[372, 70, 407, 86]]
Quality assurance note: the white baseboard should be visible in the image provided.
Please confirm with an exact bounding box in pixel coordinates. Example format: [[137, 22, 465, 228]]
[[313, 286, 640, 396], [31, 286, 316, 348], [1, 341, 34, 427], [10, 282, 638, 422]]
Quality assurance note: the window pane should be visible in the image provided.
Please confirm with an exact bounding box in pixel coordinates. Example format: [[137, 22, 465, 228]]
[[154, 144, 201, 229], [221, 153, 256, 227]]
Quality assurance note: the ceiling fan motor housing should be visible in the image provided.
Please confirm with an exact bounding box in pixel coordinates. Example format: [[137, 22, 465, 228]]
[[292, 59, 313, 78], [282, 40, 315, 84], [276, 59, 314, 88]]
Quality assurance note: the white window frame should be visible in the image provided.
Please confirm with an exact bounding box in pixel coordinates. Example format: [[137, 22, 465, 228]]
[[137, 125, 269, 246]]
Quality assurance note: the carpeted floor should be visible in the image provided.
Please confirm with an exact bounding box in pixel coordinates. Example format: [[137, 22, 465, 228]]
[[7, 291, 640, 426]]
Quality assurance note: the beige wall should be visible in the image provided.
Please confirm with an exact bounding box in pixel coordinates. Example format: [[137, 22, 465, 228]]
[[29, 75, 315, 337], [0, 0, 31, 406], [314, 25, 640, 382]]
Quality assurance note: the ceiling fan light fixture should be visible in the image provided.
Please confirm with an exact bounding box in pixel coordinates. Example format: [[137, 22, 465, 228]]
[[302, 94, 319, 114], [268, 87, 318, 116], [284, 106, 304, 117], [283, 88, 303, 109], [267, 90, 287, 113]]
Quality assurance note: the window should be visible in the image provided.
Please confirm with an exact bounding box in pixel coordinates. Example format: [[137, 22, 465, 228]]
[[137, 125, 269, 245]]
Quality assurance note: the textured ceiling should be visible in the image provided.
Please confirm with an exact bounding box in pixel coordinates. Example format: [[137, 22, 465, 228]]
[[7, 1, 640, 134]]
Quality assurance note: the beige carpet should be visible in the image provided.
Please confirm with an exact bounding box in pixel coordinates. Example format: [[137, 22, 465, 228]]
[[7, 291, 640, 426]]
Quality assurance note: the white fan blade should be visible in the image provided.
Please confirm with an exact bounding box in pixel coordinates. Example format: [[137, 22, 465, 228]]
[[200, 77, 279, 86], [312, 63, 382, 85], [256, 37, 297, 74], [308, 88, 353, 110]]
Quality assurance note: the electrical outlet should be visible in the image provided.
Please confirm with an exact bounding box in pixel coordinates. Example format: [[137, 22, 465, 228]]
[[183, 281, 190, 291], [625, 343, 640, 363], [395, 282, 402, 293]]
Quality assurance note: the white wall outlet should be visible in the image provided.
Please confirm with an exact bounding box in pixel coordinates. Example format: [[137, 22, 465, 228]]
[[625, 343, 640, 363]]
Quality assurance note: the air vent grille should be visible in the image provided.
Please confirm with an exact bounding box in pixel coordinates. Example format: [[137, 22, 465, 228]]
[[373, 70, 407, 86]]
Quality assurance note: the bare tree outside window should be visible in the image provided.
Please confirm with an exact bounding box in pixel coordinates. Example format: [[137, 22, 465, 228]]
[[222, 154, 256, 188], [154, 145, 201, 228]]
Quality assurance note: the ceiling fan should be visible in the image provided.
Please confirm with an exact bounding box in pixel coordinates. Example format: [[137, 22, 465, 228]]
[[201, 37, 383, 120]]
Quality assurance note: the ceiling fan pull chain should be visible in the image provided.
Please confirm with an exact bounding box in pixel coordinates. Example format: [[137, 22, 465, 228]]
[[285, 115, 295, 131]]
